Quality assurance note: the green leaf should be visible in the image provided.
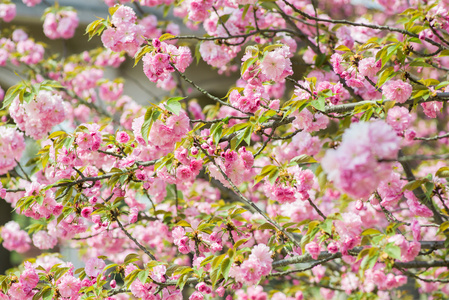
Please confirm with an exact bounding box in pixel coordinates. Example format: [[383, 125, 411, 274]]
[[241, 56, 258, 75], [210, 267, 221, 287], [315, 53, 327, 68], [356, 248, 370, 261], [385, 243, 401, 260], [335, 45, 352, 52], [361, 228, 382, 236], [42, 288, 54, 300], [221, 257, 232, 280], [310, 97, 325, 111], [436, 167, 449, 178], [290, 154, 317, 165], [124, 253, 140, 264], [233, 238, 249, 249], [138, 270, 149, 283], [2, 84, 23, 109], [134, 45, 153, 67], [438, 221, 449, 234], [210, 122, 224, 146], [258, 222, 276, 231], [175, 220, 191, 227], [159, 33, 175, 41], [402, 179, 425, 191], [165, 97, 185, 116], [377, 67, 395, 87]]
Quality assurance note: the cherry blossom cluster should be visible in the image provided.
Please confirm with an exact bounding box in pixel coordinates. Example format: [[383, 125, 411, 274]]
[[9, 90, 67, 140], [322, 120, 400, 199], [142, 39, 192, 83], [101, 5, 145, 56], [0, 126, 26, 175], [43, 8, 79, 40], [1, 0, 449, 299]]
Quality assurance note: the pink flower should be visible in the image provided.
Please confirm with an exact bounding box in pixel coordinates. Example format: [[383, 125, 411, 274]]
[[358, 57, 381, 77], [176, 165, 194, 181], [404, 190, 433, 217], [1, 221, 31, 253], [322, 120, 399, 199], [110, 279, 117, 289], [292, 109, 329, 133], [111, 5, 136, 25], [249, 244, 273, 276], [421, 101, 442, 118], [23, 0, 42, 7], [330, 53, 344, 75], [32, 230, 57, 250], [0, 126, 26, 175], [305, 242, 321, 259], [189, 291, 204, 300], [327, 242, 339, 253], [260, 46, 293, 81], [199, 41, 231, 68], [129, 206, 139, 224], [377, 172, 404, 208], [10, 90, 66, 140], [150, 265, 166, 283], [382, 80, 413, 103], [20, 262, 39, 290], [116, 131, 130, 143], [81, 207, 94, 219], [196, 282, 212, 294], [188, 0, 213, 22], [85, 258, 106, 278], [386, 106, 412, 132], [239, 258, 263, 285], [58, 275, 81, 298], [264, 181, 296, 204], [43, 10, 79, 39], [0, 4, 16, 22]]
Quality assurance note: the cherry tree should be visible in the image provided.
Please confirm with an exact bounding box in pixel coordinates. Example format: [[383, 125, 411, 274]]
[[1, 0, 449, 299]]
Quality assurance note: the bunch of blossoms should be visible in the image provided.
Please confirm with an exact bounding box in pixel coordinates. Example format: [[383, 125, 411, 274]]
[[187, 0, 213, 22], [9, 90, 67, 140], [16, 38, 45, 65], [99, 80, 124, 102], [273, 131, 321, 163], [229, 244, 273, 286], [171, 146, 204, 183], [75, 123, 103, 153], [364, 265, 407, 292], [142, 39, 192, 83], [322, 120, 400, 199], [139, 0, 175, 7], [382, 79, 413, 103], [68, 67, 104, 99], [133, 109, 190, 151], [199, 41, 235, 69], [293, 70, 349, 105], [240, 45, 293, 86], [0, 3, 15, 22], [8, 261, 39, 299], [22, 0, 42, 7], [101, 5, 145, 56], [259, 46, 293, 82], [330, 53, 382, 94], [0, 126, 26, 174], [19, 182, 63, 220], [264, 167, 316, 204], [292, 108, 329, 132], [207, 148, 254, 188], [43, 8, 79, 40], [0, 221, 31, 253]]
